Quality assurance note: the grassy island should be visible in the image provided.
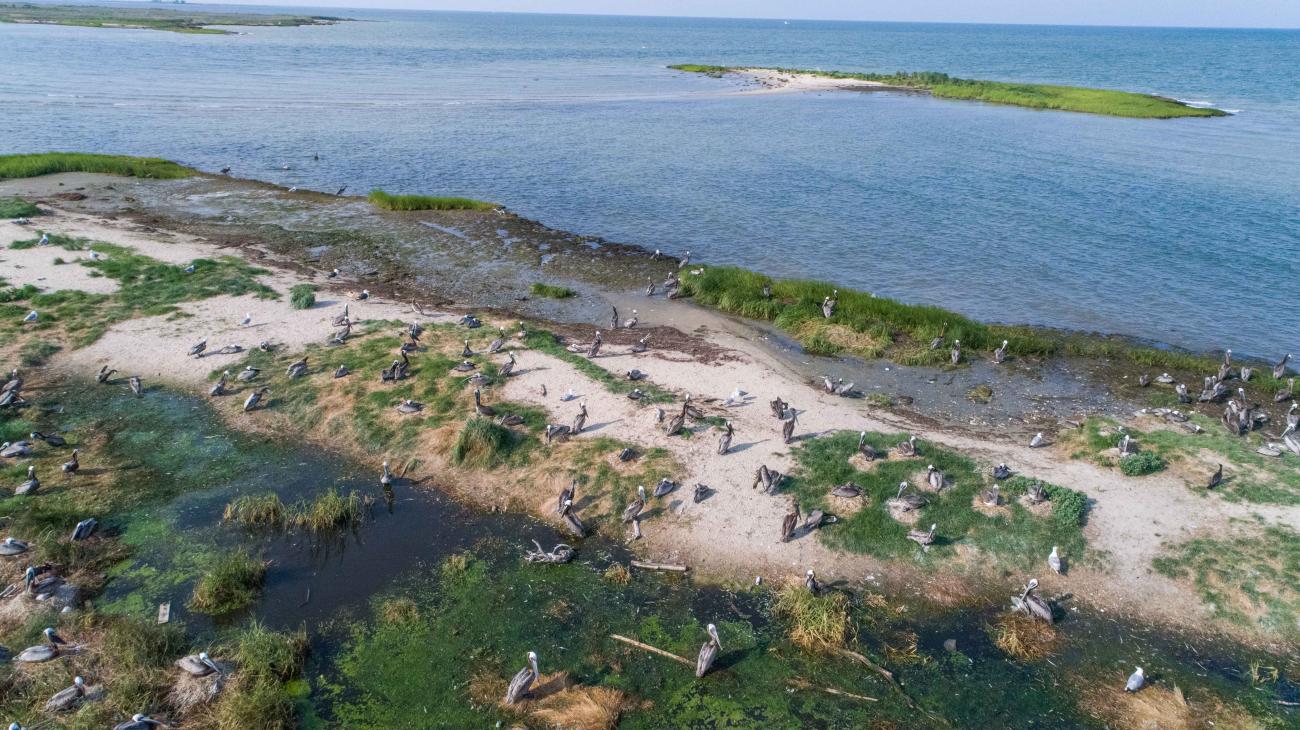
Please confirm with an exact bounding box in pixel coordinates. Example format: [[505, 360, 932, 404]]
[[669, 64, 1226, 118], [0, 3, 348, 35], [0, 152, 196, 180]]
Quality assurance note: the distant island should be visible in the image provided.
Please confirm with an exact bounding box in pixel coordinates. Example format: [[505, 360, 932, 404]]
[[670, 64, 1226, 119], [0, 2, 349, 34]]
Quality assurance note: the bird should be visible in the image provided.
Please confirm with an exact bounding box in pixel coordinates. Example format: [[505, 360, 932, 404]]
[[379, 460, 393, 488], [473, 389, 495, 417], [993, 340, 1009, 363], [220, 166, 231, 175], [624, 310, 638, 328], [572, 402, 587, 433], [695, 623, 721, 678], [545, 424, 571, 444], [907, 523, 937, 546], [950, 339, 961, 365], [286, 357, 308, 378], [992, 463, 1011, 480], [240, 312, 252, 327], [717, 421, 734, 454], [15, 627, 66, 663], [1015, 579, 1054, 623], [929, 322, 948, 350], [831, 483, 861, 498], [1276, 378, 1294, 403], [237, 366, 260, 382], [926, 465, 944, 491], [243, 387, 269, 411], [61, 449, 80, 473], [1048, 546, 1062, 574], [1029, 432, 1045, 448], [645, 279, 656, 296], [0, 537, 30, 556], [1239, 367, 1253, 382], [622, 486, 647, 524], [1, 440, 34, 458], [559, 499, 586, 537], [499, 352, 517, 378], [396, 399, 424, 414], [1175, 383, 1191, 403], [176, 651, 221, 677], [804, 569, 821, 594], [896, 435, 917, 457], [678, 250, 691, 269], [113, 714, 164, 730], [693, 483, 709, 503], [587, 331, 603, 358], [43, 675, 86, 713], [857, 432, 878, 461], [31, 431, 66, 447], [209, 371, 231, 397], [983, 485, 1001, 506], [821, 290, 837, 319], [631, 336, 649, 354], [781, 501, 800, 542], [1275, 354, 1291, 380], [15, 466, 39, 495], [188, 339, 207, 358], [335, 186, 347, 196], [1208, 463, 1223, 489], [555, 480, 576, 515], [505, 652, 539, 704], [22, 310, 38, 323], [487, 328, 506, 353], [356, 289, 370, 301], [1125, 667, 1145, 693], [96, 365, 116, 384], [71, 518, 98, 541], [334, 365, 349, 378], [782, 410, 797, 444], [461, 339, 474, 358]]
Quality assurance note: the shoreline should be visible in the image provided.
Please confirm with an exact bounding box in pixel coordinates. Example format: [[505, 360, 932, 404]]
[[3, 168, 1298, 655]]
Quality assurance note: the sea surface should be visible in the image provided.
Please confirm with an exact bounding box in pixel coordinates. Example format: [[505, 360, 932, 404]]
[[1, 3, 1297, 357]]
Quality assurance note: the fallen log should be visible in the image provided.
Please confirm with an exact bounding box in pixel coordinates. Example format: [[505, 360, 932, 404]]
[[630, 560, 688, 572], [610, 634, 693, 668]]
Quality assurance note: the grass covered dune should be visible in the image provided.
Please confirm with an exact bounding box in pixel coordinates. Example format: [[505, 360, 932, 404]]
[[671, 65, 1227, 118], [0, 152, 196, 180]]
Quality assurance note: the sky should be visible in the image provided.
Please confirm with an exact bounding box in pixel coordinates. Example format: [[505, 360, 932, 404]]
[[202, 0, 1300, 29]]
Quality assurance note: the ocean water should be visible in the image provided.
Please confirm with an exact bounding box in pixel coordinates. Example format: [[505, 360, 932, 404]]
[[1, 4, 1297, 356]]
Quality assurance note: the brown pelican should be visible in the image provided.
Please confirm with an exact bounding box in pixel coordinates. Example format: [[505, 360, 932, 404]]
[[473, 389, 495, 417], [894, 482, 927, 511], [678, 251, 691, 269], [1125, 667, 1145, 693], [209, 371, 230, 396], [609, 306, 620, 330], [176, 652, 221, 677], [587, 331, 603, 358], [852, 432, 877, 461], [15, 627, 66, 663], [695, 623, 721, 678], [1, 369, 20, 393], [243, 387, 269, 411], [1013, 579, 1054, 623], [821, 290, 837, 319], [505, 650, 540, 704], [992, 463, 1011, 480], [332, 305, 350, 327], [31, 431, 66, 447], [1275, 353, 1291, 380], [1223, 348, 1233, 367], [396, 399, 424, 414], [1207, 463, 1223, 489], [0, 537, 29, 556], [693, 483, 710, 503], [628, 369, 647, 381], [983, 485, 1000, 506], [645, 279, 657, 296], [237, 366, 259, 382], [631, 336, 649, 353], [44, 675, 86, 713], [24, 567, 61, 595], [950, 340, 961, 365], [1276, 378, 1294, 403], [1026, 481, 1046, 504], [1048, 546, 1062, 574], [333, 365, 349, 378], [379, 460, 393, 488], [1175, 383, 1191, 403], [1118, 433, 1136, 455], [802, 510, 831, 532], [499, 352, 517, 378], [621, 486, 646, 524], [188, 339, 207, 358], [114, 714, 164, 730], [572, 402, 587, 433], [1138, 373, 1151, 387], [286, 357, 308, 378], [804, 569, 821, 594], [768, 397, 787, 419], [624, 310, 639, 328], [452, 360, 476, 373], [355, 289, 370, 301], [556, 480, 576, 514], [1240, 367, 1253, 382], [556, 499, 587, 538], [487, 327, 506, 353], [96, 366, 116, 384], [993, 340, 1008, 363], [926, 465, 944, 491], [1, 440, 33, 458], [896, 435, 917, 457], [653, 477, 677, 498], [545, 424, 571, 444], [781, 411, 797, 444], [907, 523, 936, 546], [15, 466, 39, 495], [1286, 403, 1299, 435], [930, 322, 948, 350], [128, 375, 143, 396], [71, 518, 97, 541], [830, 482, 861, 498], [461, 339, 474, 358], [1029, 432, 1045, 448], [332, 324, 353, 345], [665, 407, 685, 437], [717, 421, 733, 455], [781, 501, 800, 542]]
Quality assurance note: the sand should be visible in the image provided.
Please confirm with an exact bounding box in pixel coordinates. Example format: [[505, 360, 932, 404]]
[[722, 68, 897, 96]]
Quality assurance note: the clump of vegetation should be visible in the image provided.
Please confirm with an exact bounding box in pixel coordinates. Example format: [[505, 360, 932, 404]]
[[451, 417, 521, 468], [379, 596, 421, 624], [9, 231, 88, 250], [966, 384, 993, 403], [224, 492, 290, 529], [0, 5, 345, 34], [990, 613, 1060, 660], [18, 339, 60, 366], [0, 152, 195, 180], [0, 196, 40, 218], [1119, 451, 1166, 476], [773, 582, 854, 652], [293, 489, 367, 532], [530, 282, 576, 299], [289, 283, 317, 309], [189, 550, 268, 615], [208, 621, 310, 730], [367, 189, 495, 211], [602, 563, 631, 586]]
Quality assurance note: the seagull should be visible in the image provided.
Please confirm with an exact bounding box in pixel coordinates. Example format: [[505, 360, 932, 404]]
[[1029, 432, 1045, 448], [183, 264, 196, 274], [38, 233, 49, 246], [1048, 546, 1061, 574], [240, 312, 252, 326], [1125, 667, 1145, 692], [22, 311, 37, 323]]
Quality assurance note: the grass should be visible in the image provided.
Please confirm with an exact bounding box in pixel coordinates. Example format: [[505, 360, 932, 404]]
[[224, 492, 290, 529], [0, 196, 40, 218], [7, 231, 89, 250], [0, 152, 195, 180], [1119, 450, 1167, 476], [367, 189, 495, 212], [17, 339, 60, 366], [966, 384, 993, 403], [293, 489, 367, 532], [450, 417, 525, 468], [669, 65, 1226, 118], [772, 582, 854, 653], [188, 550, 268, 615], [0, 4, 344, 34], [990, 613, 1060, 660], [289, 283, 317, 310], [529, 282, 576, 299], [1153, 524, 1300, 640]]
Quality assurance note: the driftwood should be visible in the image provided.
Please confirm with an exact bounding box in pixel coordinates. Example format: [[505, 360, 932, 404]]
[[630, 560, 688, 573], [525, 540, 575, 564], [610, 634, 693, 668], [788, 678, 877, 703], [834, 648, 950, 726], [834, 648, 893, 680]]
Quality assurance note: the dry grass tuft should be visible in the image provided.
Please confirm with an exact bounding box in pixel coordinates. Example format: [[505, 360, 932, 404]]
[[990, 613, 1061, 660], [884, 630, 927, 665], [169, 670, 226, 713], [773, 581, 854, 652], [530, 684, 635, 730], [378, 596, 420, 624], [788, 319, 889, 358], [602, 564, 631, 586], [1082, 683, 1193, 730]]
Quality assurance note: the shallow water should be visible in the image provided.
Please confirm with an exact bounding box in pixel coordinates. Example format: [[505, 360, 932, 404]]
[[1, 8, 1297, 356]]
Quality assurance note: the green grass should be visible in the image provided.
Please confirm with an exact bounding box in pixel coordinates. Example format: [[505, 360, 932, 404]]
[[224, 492, 291, 529], [1153, 524, 1300, 640], [669, 65, 1226, 118], [17, 339, 60, 366], [367, 189, 495, 212], [0, 152, 195, 180], [450, 417, 526, 468], [8, 230, 87, 250], [290, 283, 317, 310], [529, 282, 576, 299], [294, 489, 368, 533], [1119, 450, 1167, 476], [188, 549, 268, 615], [0, 4, 345, 34], [0, 196, 40, 218]]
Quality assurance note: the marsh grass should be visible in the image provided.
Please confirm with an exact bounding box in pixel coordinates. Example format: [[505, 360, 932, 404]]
[[0, 197, 40, 218], [990, 613, 1060, 660], [529, 282, 576, 299], [0, 152, 195, 180], [451, 417, 524, 468], [367, 189, 495, 211], [293, 489, 367, 532], [289, 283, 317, 310], [8, 231, 88, 250], [773, 583, 854, 653], [223, 493, 290, 529], [189, 550, 267, 615], [18, 339, 60, 366]]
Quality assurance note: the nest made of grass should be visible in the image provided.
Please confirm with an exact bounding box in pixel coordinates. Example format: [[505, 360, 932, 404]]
[[989, 613, 1061, 661], [773, 582, 855, 653]]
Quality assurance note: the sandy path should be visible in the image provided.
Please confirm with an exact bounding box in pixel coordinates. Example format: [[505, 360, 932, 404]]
[[720, 68, 896, 96]]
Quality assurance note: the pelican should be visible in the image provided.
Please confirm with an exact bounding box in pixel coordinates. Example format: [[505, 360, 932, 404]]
[[22, 310, 38, 323], [821, 290, 837, 319], [624, 310, 638, 328], [893, 482, 927, 511], [608, 305, 620, 330], [587, 331, 603, 358], [505, 652, 539, 704], [830, 482, 861, 498], [628, 369, 647, 381], [356, 289, 370, 301], [717, 421, 733, 455], [396, 399, 424, 414], [176, 651, 221, 677], [243, 387, 269, 411], [1118, 433, 1135, 455], [15, 627, 65, 663], [631, 336, 649, 353], [221, 166, 231, 174], [856, 431, 877, 461], [993, 340, 1008, 363], [1138, 373, 1150, 387], [0, 537, 29, 556], [983, 485, 1000, 506], [1026, 481, 1046, 504], [128, 375, 142, 396], [1223, 349, 1233, 367], [651, 248, 661, 260], [558, 499, 586, 538], [1029, 432, 1045, 448], [556, 480, 576, 514], [96, 366, 117, 384], [237, 366, 260, 381], [334, 365, 349, 378], [15, 466, 39, 495], [72, 518, 97, 541], [992, 463, 1011, 479], [499, 352, 517, 378], [380, 461, 393, 488], [696, 624, 721, 678], [240, 312, 252, 327], [453, 360, 475, 373], [1275, 353, 1291, 380], [769, 397, 787, 418], [561, 388, 576, 402], [1, 369, 18, 393], [1175, 383, 1191, 403], [44, 675, 86, 712], [31, 431, 65, 447], [1012, 578, 1054, 622], [461, 339, 473, 358], [897, 435, 917, 457], [38, 232, 49, 246], [473, 389, 495, 417], [1048, 546, 1061, 574], [545, 424, 571, 444], [1, 440, 33, 458], [693, 483, 709, 503], [188, 339, 207, 358], [1125, 667, 1145, 693], [929, 322, 948, 350], [25, 567, 61, 595], [781, 410, 797, 444], [926, 465, 944, 491], [645, 279, 656, 296], [572, 402, 587, 433], [1240, 367, 1253, 382], [332, 305, 350, 327], [678, 250, 691, 269], [1276, 378, 1294, 403], [950, 340, 961, 365], [781, 501, 800, 542], [286, 357, 308, 378], [113, 714, 164, 730], [907, 523, 937, 546], [653, 477, 677, 499], [622, 486, 646, 523], [209, 371, 230, 396]]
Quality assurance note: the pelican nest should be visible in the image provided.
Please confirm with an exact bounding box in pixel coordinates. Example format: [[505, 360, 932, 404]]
[[169, 664, 230, 713], [472, 670, 638, 730], [989, 613, 1061, 661], [1015, 493, 1053, 517], [970, 491, 1008, 517], [773, 581, 855, 653], [847, 452, 886, 472], [885, 499, 921, 525], [1078, 682, 1256, 730], [827, 492, 868, 517]]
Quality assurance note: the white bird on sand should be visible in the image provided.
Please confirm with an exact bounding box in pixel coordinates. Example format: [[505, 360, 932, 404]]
[[22, 311, 38, 322], [183, 263, 196, 273], [1125, 666, 1145, 692], [89, 251, 101, 260], [1029, 432, 1045, 448], [561, 388, 576, 402], [38, 233, 49, 246], [723, 386, 747, 406], [240, 312, 252, 326], [1048, 546, 1061, 574]]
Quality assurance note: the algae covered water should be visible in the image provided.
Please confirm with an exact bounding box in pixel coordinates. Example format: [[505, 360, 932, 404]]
[[1, 9, 1297, 356]]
